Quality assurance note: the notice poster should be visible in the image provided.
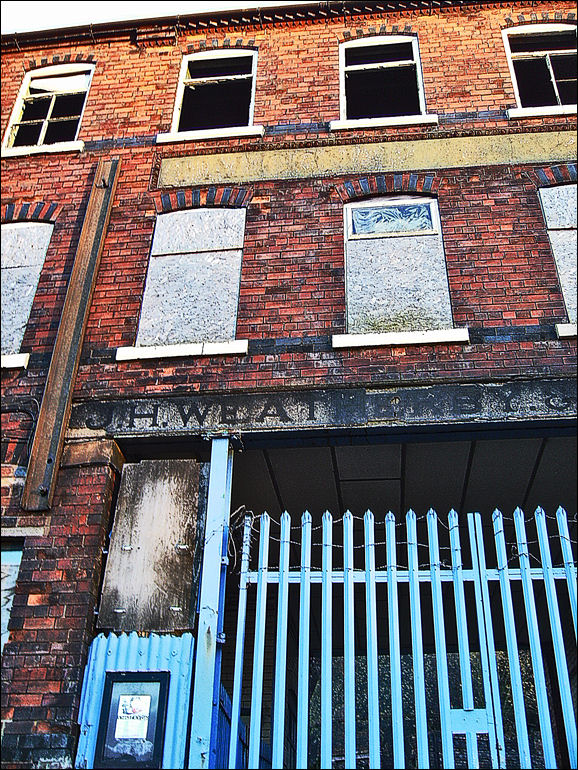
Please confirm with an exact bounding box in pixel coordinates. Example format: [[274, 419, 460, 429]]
[[114, 695, 151, 740]]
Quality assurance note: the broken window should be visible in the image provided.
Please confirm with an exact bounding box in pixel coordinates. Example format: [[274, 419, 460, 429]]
[[3, 64, 94, 149], [505, 24, 577, 110], [340, 36, 428, 121], [174, 50, 258, 133], [344, 196, 454, 333], [538, 183, 577, 323]]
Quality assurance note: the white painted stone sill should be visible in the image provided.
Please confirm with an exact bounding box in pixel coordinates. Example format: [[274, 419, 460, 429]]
[[507, 105, 576, 119], [1, 140, 84, 158], [332, 328, 470, 349], [116, 340, 249, 361], [329, 114, 439, 131], [556, 323, 577, 339], [156, 126, 265, 143], [1, 353, 30, 369]]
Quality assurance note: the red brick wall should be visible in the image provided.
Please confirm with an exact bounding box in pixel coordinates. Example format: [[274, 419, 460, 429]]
[[1, 455, 119, 767]]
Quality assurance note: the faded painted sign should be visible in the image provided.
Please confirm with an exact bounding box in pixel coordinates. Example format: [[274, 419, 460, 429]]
[[72, 380, 576, 438]]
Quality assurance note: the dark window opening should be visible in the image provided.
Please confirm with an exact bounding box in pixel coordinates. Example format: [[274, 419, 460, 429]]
[[509, 30, 576, 53], [178, 79, 252, 131], [51, 93, 85, 118], [345, 65, 420, 119], [12, 123, 42, 147], [44, 119, 80, 144], [187, 55, 253, 79], [513, 53, 577, 107], [20, 96, 51, 122], [345, 42, 414, 67], [514, 58, 559, 107], [552, 54, 577, 103]]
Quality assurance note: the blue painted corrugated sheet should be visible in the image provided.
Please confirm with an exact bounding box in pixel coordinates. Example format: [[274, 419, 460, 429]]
[[75, 632, 194, 769]]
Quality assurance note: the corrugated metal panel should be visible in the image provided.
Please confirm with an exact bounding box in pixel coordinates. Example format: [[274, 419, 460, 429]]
[[75, 632, 194, 769]]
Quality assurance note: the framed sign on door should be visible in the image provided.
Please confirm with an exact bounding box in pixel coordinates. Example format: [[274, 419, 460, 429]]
[[94, 671, 170, 769]]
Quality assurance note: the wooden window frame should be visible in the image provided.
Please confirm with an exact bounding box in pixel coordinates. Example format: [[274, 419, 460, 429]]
[[503, 23, 577, 118], [158, 48, 263, 143], [331, 35, 437, 130], [2, 63, 94, 155]]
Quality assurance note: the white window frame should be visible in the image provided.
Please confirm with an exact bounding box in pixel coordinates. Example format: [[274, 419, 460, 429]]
[[344, 195, 441, 240], [157, 48, 264, 144], [503, 23, 577, 119], [1, 63, 94, 157], [330, 35, 438, 131]]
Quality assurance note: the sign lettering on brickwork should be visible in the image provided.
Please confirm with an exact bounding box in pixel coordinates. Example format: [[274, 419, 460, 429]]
[[70, 380, 576, 437]]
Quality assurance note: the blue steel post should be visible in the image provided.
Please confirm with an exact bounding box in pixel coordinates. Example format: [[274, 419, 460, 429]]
[[248, 513, 271, 769], [427, 509, 454, 770], [448, 509, 478, 769], [228, 517, 252, 769], [365, 510, 381, 769], [296, 511, 312, 769], [406, 510, 428, 769], [209, 522, 230, 768], [492, 509, 531, 768], [386, 511, 404, 769], [272, 511, 291, 769], [469, 513, 505, 769], [321, 511, 333, 770], [343, 510, 357, 769], [513, 507, 556, 768], [556, 507, 577, 635], [535, 507, 576, 766], [189, 437, 234, 770]]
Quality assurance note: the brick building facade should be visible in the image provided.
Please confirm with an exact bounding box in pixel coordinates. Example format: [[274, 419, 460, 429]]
[[1, 2, 576, 768]]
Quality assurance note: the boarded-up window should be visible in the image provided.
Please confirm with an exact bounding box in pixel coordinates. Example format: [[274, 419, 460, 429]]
[[1, 222, 53, 354], [98, 459, 201, 632], [1, 544, 22, 652], [136, 208, 246, 346], [538, 183, 577, 324], [344, 196, 453, 333]]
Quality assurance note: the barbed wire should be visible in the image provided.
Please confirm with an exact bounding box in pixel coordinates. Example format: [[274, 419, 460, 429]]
[[220, 505, 577, 576]]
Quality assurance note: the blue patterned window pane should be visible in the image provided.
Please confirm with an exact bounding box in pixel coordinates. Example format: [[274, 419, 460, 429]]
[[352, 203, 433, 235]]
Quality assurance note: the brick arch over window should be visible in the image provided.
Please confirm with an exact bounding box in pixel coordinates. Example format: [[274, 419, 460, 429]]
[[186, 39, 258, 54], [23, 54, 95, 71], [502, 12, 576, 28], [334, 173, 442, 203], [152, 186, 253, 214], [530, 163, 577, 188], [339, 24, 414, 42], [1, 200, 64, 224]]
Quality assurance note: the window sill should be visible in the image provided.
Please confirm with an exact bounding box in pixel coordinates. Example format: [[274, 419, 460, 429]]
[[1, 353, 30, 369], [156, 126, 265, 144], [332, 328, 470, 349], [556, 323, 577, 339], [1, 140, 84, 158], [116, 340, 249, 361], [507, 105, 577, 119], [329, 114, 439, 131]]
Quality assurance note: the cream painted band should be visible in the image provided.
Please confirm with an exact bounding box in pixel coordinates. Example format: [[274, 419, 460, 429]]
[[159, 130, 576, 187]]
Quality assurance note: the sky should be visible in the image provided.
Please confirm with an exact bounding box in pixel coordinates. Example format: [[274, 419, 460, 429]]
[[1, 1, 317, 35]]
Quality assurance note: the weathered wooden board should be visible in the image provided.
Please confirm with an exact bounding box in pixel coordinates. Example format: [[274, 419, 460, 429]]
[[98, 459, 200, 632], [22, 158, 121, 510]]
